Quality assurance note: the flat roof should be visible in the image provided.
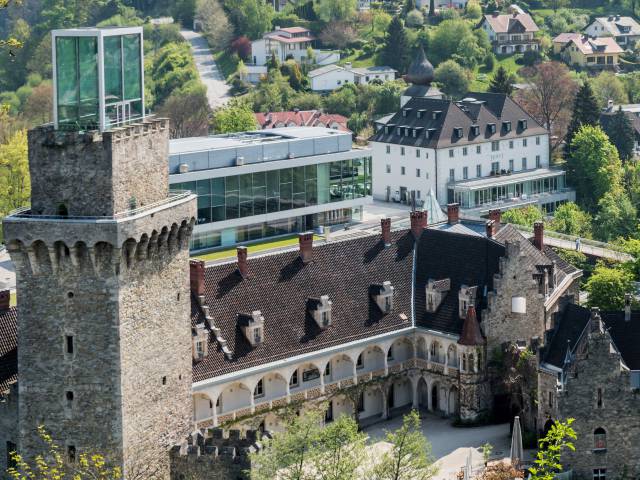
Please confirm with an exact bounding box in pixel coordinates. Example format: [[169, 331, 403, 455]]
[[169, 127, 349, 155], [451, 168, 565, 190], [52, 26, 143, 37]]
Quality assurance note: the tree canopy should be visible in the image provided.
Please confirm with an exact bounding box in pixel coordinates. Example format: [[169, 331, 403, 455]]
[[586, 264, 635, 310], [602, 108, 636, 162], [381, 16, 409, 72], [314, 0, 357, 23], [488, 65, 515, 95], [213, 99, 257, 134], [434, 60, 471, 98]]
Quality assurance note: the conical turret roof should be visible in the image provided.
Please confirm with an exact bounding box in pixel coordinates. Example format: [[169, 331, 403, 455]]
[[458, 305, 486, 346], [406, 46, 434, 86]]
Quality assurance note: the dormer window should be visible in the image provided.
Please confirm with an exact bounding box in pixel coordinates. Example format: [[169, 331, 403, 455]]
[[402, 108, 412, 117], [192, 323, 209, 361], [454, 127, 464, 138], [372, 281, 395, 313], [503, 121, 512, 133], [308, 295, 333, 329], [471, 125, 480, 136], [238, 310, 265, 347], [426, 128, 437, 139], [432, 110, 442, 120], [488, 123, 496, 134], [417, 109, 426, 119], [425, 278, 450, 313], [458, 285, 478, 319], [518, 119, 527, 130]]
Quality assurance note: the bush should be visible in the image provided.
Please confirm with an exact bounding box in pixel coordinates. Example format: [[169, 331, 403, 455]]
[[231, 36, 252, 61], [406, 9, 424, 27], [484, 53, 496, 71], [521, 49, 542, 67]]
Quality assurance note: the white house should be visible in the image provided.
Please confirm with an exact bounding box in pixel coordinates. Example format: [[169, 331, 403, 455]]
[[369, 92, 575, 215], [309, 63, 397, 92], [481, 12, 540, 54], [416, 0, 468, 9], [585, 15, 640, 49], [251, 26, 339, 66]]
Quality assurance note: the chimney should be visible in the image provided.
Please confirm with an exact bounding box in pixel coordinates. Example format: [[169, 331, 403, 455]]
[[533, 221, 544, 251], [299, 232, 314, 263], [0, 290, 10, 311], [489, 209, 501, 229], [237, 246, 248, 278], [190, 260, 205, 297], [607, 99, 614, 112], [381, 217, 392, 247], [590, 307, 603, 333], [409, 211, 427, 239], [625, 293, 632, 322], [447, 203, 460, 225], [486, 220, 496, 238]]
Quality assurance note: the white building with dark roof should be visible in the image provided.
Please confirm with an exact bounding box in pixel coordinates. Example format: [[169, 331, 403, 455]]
[[309, 63, 396, 92], [481, 12, 540, 54], [585, 15, 640, 48], [369, 92, 575, 214]]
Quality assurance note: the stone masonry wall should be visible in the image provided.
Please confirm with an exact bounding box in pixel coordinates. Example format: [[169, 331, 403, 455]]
[[536, 368, 557, 434], [28, 119, 169, 217], [559, 329, 640, 478], [0, 384, 18, 480]]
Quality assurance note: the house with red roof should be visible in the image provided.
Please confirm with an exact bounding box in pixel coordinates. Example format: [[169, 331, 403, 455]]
[[481, 12, 540, 54], [250, 26, 339, 67]]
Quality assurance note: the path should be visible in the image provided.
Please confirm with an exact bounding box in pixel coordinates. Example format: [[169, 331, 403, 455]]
[[180, 30, 230, 110]]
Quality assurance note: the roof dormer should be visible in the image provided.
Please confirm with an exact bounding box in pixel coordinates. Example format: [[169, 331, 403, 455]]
[[487, 123, 496, 134], [372, 281, 395, 314], [454, 127, 464, 138], [518, 119, 527, 131], [458, 285, 478, 319], [402, 108, 413, 117], [471, 124, 480, 136], [503, 121, 512, 133], [308, 295, 332, 329], [238, 310, 265, 347], [425, 278, 450, 313], [192, 323, 209, 362]]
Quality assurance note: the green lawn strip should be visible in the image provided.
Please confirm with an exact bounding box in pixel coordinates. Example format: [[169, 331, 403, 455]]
[[472, 54, 522, 92], [193, 234, 323, 261]]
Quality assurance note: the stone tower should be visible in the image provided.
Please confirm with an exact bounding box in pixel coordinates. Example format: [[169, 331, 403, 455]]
[[2, 120, 196, 477]]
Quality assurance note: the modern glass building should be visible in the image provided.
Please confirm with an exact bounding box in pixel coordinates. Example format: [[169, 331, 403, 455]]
[[169, 128, 373, 250], [52, 27, 144, 132]]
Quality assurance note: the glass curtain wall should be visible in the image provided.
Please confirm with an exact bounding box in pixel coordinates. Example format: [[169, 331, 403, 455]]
[[172, 157, 372, 227], [104, 34, 143, 127]]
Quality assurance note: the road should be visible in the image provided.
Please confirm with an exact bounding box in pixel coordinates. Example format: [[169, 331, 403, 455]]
[[180, 30, 230, 110]]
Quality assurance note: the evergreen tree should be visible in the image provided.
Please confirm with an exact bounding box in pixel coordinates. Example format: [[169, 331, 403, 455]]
[[565, 81, 600, 155], [603, 107, 636, 162], [488, 66, 515, 95], [381, 16, 409, 72]]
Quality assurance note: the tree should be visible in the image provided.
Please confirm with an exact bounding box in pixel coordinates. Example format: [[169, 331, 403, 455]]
[[231, 36, 252, 61], [280, 60, 304, 90], [514, 62, 577, 152], [313, 415, 367, 480], [158, 87, 212, 139], [488, 66, 516, 95], [566, 125, 623, 212], [602, 107, 636, 162], [591, 71, 628, 109], [406, 9, 424, 27], [0, 0, 23, 53], [224, 0, 274, 40], [319, 22, 358, 49], [369, 410, 438, 480], [314, 0, 357, 23], [593, 187, 637, 241], [402, 0, 416, 14], [434, 60, 471, 98], [529, 419, 576, 480], [381, 17, 409, 72], [348, 111, 368, 135], [586, 264, 634, 310], [565, 81, 600, 155], [323, 84, 358, 117], [372, 10, 392, 34], [251, 69, 296, 112], [429, 19, 487, 68], [23, 82, 53, 125], [0, 128, 29, 218], [548, 202, 592, 238], [464, 0, 482, 19], [501, 205, 544, 228], [212, 98, 257, 134]]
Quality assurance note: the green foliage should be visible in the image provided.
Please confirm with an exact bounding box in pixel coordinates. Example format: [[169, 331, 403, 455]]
[[566, 125, 623, 213], [323, 84, 358, 117], [464, 0, 482, 19], [586, 264, 634, 310], [406, 9, 424, 27], [280, 60, 304, 91], [347, 111, 368, 135], [291, 92, 323, 110], [428, 19, 488, 67], [434, 60, 471, 98], [224, 0, 274, 40], [481, 442, 493, 464], [529, 418, 576, 480], [0, 129, 29, 218], [313, 415, 367, 480], [483, 52, 496, 72], [593, 187, 637, 242], [552, 248, 590, 275], [603, 108, 636, 162], [158, 84, 212, 139], [565, 81, 600, 155], [548, 202, 592, 238], [488, 65, 515, 95], [591, 71, 629, 109], [314, 0, 357, 22], [501, 205, 544, 228], [369, 410, 438, 480], [251, 69, 296, 112], [544, 9, 589, 36], [381, 16, 409, 72], [213, 98, 257, 134]]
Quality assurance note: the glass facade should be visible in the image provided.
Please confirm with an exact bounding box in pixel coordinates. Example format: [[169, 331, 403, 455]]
[[171, 157, 372, 227]]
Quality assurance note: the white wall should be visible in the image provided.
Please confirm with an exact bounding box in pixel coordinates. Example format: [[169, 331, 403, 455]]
[[311, 69, 355, 91], [251, 39, 270, 66]]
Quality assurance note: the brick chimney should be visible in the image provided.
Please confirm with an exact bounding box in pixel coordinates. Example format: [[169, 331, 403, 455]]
[[0, 290, 10, 311], [533, 221, 544, 251], [447, 203, 460, 225], [486, 220, 496, 238], [381, 218, 391, 247], [410, 210, 427, 239], [489, 209, 501, 229], [190, 260, 205, 297], [237, 246, 248, 278], [299, 232, 314, 263]]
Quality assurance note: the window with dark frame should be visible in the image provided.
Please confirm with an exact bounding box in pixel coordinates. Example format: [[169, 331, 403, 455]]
[[66, 335, 74, 355], [289, 369, 298, 387]]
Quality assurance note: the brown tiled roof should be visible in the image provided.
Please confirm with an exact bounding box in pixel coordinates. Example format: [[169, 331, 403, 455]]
[[369, 92, 547, 149], [565, 36, 623, 55], [458, 306, 486, 345], [192, 231, 415, 381], [0, 306, 17, 395], [483, 13, 539, 34]]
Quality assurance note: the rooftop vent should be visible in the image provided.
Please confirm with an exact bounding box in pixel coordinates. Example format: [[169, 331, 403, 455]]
[[179, 163, 189, 174], [236, 156, 245, 166]]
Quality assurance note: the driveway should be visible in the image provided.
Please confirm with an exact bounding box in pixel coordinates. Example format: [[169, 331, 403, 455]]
[[364, 414, 512, 479], [180, 30, 230, 110]]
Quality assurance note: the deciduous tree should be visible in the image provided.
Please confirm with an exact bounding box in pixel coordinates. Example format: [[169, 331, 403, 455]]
[[548, 202, 592, 238], [501, 205, 544, 228], [591, 71, 628, 109], [434, 60, 471, 98], [593, 187, 637, 241], [0, 128, 29, 217], [158, 86, 212, 139], [314, 0, 357, 23], [212, 98, 257, 134], [224, 0, 274, 40], [319, 22, 358, 49], [529, 419, 576, 480], [586, 264, 635, 310]]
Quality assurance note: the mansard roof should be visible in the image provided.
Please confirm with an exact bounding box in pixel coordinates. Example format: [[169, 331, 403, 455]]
[[192, 231, 415, 381], [368, 92, 546, 149], [0, 306, 17, 395]]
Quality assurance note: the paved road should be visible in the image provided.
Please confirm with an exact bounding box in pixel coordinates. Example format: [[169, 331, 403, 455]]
[[180, 30, 230, 110]]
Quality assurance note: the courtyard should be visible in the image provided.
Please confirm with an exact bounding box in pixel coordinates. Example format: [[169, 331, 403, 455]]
[[364, 413, 513, 480]]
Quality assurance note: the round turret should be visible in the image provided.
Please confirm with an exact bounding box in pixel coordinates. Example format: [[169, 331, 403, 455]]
[[405, 46, 434, 86]]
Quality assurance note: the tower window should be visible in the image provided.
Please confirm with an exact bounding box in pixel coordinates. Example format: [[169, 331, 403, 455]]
[[68, 445, 76, 463], [162, 376, 167, 385], [356, 353, 364, 369], [57, 204, 69, 217], [67, 292, 74, 299], [253, 379, 264, 398], [593, 469, 606, 480], [66, 336, 74, 354], [597, 388, 603, 408], [66, 391, 74, 402], [594, 428, 606, 450], [289, 369, 298, 387], [6, 441, 17, 469], [387, 346, 394, 361]]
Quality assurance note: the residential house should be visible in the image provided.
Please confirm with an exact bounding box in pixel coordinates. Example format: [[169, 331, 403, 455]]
[[250, 26, 340, 67], [555, 34, 623, 69], [416, 0, 469, 10], [309, 63, 397, 92], [255, 110, 350, 132], [585, 15, 640, 49], [481, 12, 540, 54]]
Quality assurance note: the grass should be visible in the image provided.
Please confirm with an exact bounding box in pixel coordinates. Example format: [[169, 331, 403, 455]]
[[193, 234, 323, 262], [214, 50, 241, 82], [471, 54, 523, 92]]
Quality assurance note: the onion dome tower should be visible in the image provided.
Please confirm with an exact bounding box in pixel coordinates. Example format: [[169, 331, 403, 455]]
[[401, 46, 443, 106]]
